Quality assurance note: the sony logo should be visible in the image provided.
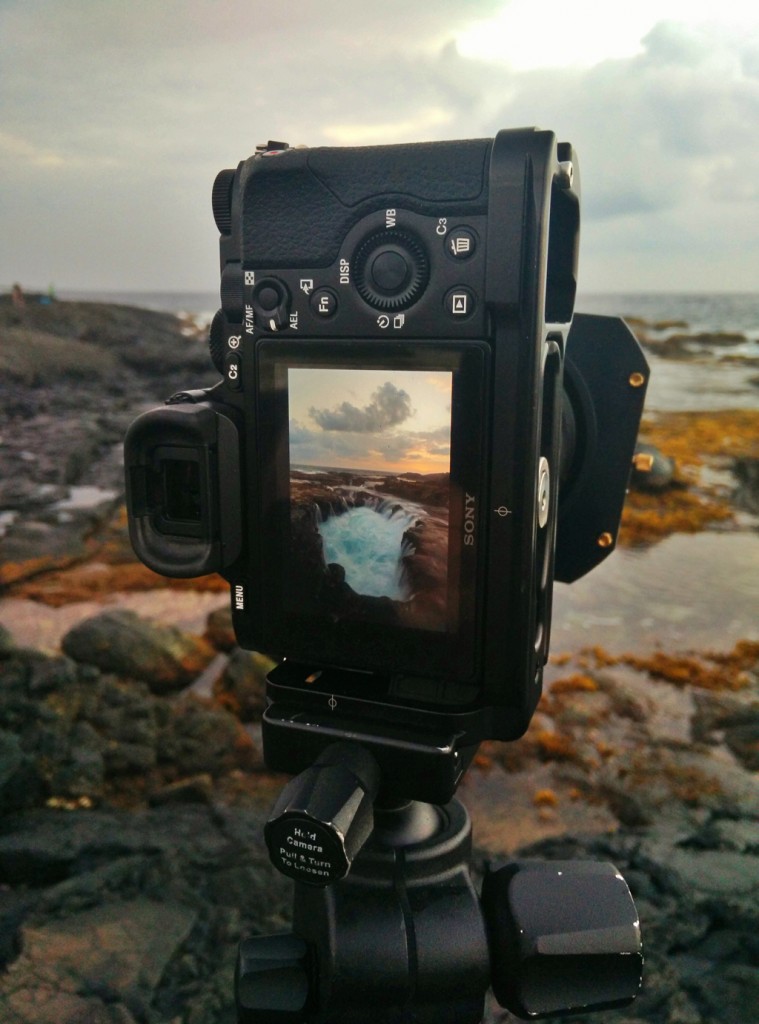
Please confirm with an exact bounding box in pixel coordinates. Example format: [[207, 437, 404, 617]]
[[464, 493, 476, 546]]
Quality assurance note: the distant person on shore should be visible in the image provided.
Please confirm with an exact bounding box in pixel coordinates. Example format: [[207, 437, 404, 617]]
[[11, 282, 25, 310]]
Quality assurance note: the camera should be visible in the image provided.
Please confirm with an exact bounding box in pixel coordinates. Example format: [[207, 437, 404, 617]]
[[125, 129, 648, 1022], [125, 128, 647, 805]]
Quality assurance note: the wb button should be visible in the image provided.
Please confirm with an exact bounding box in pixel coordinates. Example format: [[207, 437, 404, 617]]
[[445, 288, 475, 319]]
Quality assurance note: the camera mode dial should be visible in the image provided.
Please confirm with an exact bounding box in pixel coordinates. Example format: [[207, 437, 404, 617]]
[[353, 229, 429, 311]]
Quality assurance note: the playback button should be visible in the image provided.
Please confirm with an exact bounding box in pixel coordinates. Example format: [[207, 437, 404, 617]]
[[444, 287, 476, 319]]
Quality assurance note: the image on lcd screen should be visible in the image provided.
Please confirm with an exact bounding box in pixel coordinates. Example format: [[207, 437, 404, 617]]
[[287, 367, 452, 632]]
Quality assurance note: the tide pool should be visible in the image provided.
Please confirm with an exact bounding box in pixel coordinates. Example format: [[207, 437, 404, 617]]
[[318, 505, 416, 600]]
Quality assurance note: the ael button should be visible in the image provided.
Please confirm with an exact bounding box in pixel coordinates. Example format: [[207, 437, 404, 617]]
[[252, 278, 291, 331]]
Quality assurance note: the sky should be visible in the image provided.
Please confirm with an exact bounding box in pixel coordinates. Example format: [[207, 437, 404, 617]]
[[1, 0, 758, 295], [288, 368, 452, 474]]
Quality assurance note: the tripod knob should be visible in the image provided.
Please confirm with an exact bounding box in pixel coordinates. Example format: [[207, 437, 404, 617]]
[[482, 859, 643, 1018], [236, 933, 310, 1024], [264, 742, 381, 886]]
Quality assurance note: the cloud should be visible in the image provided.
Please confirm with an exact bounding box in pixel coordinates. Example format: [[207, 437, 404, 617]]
[[1, 1, 758, 290], [309, 382, 414, 433]]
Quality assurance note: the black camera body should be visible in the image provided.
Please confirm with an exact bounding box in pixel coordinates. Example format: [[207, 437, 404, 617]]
[[125, 129, 647, 804]]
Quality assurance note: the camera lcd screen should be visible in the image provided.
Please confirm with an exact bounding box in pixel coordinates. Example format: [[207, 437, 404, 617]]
[[256, 341, 486, 683], [288, 366, 452, 633]]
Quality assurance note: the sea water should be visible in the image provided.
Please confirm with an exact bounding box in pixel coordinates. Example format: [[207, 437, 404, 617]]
[[317, 505, 416, 600]]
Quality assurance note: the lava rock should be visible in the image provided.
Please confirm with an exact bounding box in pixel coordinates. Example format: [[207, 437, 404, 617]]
[[733, 456, 759, 515], [148, 773, 214, 807], [159, 697, 256, 777], [205, 605, 236, 651], [212, 648, 272, 722], [0, 803, 290, 1023], [62, 609, 215, 692], [0, 624, 15, 659]]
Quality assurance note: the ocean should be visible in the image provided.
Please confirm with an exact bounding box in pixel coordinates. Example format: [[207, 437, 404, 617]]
[[59, 288, 759, 415], [59, 288, 759, 340]]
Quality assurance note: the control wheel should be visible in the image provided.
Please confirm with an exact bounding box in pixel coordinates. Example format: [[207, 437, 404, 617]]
[[208, 309, 226, 373], [353, 229, 429, 311]]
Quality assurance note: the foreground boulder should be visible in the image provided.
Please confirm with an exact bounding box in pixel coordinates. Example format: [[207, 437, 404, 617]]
[[62, 609, 215, 692]]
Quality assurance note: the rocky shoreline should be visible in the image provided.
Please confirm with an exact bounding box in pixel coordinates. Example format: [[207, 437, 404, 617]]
[[0, 298, 757, 1023], [0, 607, 756, 1024]]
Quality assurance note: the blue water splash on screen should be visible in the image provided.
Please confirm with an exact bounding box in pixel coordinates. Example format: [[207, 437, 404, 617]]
[[318, 505, 418, 600]]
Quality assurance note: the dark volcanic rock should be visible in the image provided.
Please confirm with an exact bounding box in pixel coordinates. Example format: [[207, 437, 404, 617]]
[[0, 297, 218, 588], [205, 606, 236, 651], [0, 803, 291, 1024], [733, 456, 759, 515], [61, 609, 215, 692], [0, 632, 756, 1021], [213, 648, 271, 722], [158, 698, 254, 777], [0, 623, 16, 657], [0, 642, 258, 812], [635, 328, 748, 360]]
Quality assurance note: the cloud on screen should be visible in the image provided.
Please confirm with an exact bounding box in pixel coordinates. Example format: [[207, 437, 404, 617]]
[[309, 382, 414, 433]]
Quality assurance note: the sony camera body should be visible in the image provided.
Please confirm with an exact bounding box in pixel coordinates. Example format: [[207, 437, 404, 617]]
[[125, 129, 647, 803]]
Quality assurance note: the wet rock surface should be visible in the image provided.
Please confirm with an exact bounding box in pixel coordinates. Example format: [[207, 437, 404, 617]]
[[0, 803, 290, 1024], [0, 297, 217, 589]]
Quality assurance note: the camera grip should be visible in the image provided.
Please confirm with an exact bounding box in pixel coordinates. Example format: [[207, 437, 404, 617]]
[[241, 139, 491, 268]]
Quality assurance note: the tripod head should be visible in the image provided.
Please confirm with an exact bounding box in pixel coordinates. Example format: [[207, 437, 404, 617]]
[[238, 741, 643, 1022]]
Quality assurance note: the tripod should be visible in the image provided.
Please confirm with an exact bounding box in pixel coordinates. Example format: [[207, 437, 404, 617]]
[[236, 743, 642, 1023]]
